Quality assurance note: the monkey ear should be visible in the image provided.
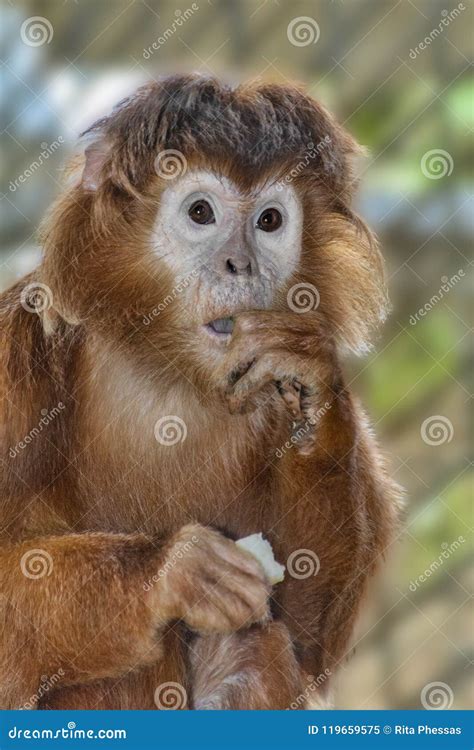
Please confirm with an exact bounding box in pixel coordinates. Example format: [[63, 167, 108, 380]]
[[81, 138, 111, 191]]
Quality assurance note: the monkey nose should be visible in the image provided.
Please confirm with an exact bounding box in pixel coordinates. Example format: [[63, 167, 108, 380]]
[[225, 256, 252, 276]]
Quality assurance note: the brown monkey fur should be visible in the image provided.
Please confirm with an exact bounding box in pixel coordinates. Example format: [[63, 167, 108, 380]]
[[0, 75, 401, 710]]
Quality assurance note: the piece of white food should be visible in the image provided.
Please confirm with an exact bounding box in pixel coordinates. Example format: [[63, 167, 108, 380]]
[[236, 533, 285, 584]]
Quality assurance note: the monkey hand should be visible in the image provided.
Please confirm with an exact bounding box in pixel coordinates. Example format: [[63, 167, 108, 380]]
[[153, 524, 271, 634], [219, 311, 337, 453]]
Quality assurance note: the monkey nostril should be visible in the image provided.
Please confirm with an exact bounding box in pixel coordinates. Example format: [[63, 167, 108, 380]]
[[225, 258, 252, 276]]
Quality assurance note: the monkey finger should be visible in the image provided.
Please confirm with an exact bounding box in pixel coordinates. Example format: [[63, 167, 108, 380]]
[[202, 534, 268, 581], [186, 576, 269, 633], [276, 379, 303, 421], [225, 352, 292, 414], [225, 357, 278, 415], [212, 589, 269, 631], [220, 587, 270, 629], [218, 564, 271, 606]]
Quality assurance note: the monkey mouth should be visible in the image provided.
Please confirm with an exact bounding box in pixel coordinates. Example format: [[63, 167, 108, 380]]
[[205, 317, 234, 338]]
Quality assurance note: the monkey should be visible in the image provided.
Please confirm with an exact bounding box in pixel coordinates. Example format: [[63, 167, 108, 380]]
[[0, 74, 401, 710]]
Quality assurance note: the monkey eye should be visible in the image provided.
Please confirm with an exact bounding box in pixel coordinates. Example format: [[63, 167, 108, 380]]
[[256, 207, 282, 232], [188, 199, 215, 225]]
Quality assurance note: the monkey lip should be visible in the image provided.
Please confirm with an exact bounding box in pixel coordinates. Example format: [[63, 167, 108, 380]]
[[205, 317, 235, 337]]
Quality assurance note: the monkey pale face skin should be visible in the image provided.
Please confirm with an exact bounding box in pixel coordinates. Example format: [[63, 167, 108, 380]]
[[150, 170, 303, 347]]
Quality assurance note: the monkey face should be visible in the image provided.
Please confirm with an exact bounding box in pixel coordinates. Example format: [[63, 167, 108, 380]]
[[150, 169, 303, 347], [41, 76, 388, 373]]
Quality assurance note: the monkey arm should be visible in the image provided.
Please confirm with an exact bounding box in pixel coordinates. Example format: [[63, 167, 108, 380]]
[[269, 393, 400, 682], [0, 524, 270, 708], [0, 531, 169, 708], [219, 311, 399, 682]]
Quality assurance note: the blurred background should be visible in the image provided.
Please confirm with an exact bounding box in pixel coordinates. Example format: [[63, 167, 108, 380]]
[[1, 0, 472, 709]]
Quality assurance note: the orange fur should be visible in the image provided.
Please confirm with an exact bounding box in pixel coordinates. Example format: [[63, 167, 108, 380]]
[[0, 76, 401, 710]]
